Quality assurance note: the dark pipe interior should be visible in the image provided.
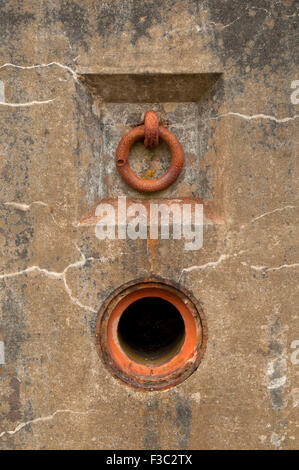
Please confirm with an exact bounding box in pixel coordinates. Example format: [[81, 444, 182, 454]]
[[117, 296, 185, 365]]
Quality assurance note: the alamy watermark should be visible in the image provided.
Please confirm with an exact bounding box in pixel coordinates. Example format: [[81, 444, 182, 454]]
[[95, 197, 203, 251]]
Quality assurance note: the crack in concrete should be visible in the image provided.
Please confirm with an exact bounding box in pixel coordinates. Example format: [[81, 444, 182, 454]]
[[0, 408, 97, 439], [0, 62, 78, 81], [180, 254, 230, 276], [179, 251, 246, 280], [0, 99, 55, 107], [5, 201, 49, 211], [210, 112, 299, 123], [0, 62, 78, 107], [0, 245, 98, 313], [241, 262, 299, 272], [250, 205, 296, 223], [199, 6, 271, 33], [4, 201, 64, 228]]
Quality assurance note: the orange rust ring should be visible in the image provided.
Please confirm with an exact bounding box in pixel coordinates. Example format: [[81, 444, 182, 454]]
[[116, 112, 184, 193], [95, 277, 208, 391]]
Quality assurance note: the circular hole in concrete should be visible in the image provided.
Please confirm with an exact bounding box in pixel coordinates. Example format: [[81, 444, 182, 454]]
[[96, 278, 207, 390], [117, 297, 185, 365]]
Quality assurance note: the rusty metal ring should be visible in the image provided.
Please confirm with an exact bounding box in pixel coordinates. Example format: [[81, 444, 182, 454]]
[[116, 113, 184, 193]]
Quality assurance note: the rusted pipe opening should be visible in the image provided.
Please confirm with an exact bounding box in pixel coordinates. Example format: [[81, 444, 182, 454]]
[[95, 278, 208, 391], [117, 297, 185, 366]]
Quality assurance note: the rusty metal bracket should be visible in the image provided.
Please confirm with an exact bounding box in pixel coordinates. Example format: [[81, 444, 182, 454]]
[[116, 110, 184, 193]]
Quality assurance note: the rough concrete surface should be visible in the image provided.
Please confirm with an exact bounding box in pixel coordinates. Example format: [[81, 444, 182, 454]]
[[0, 0, 298, 450]]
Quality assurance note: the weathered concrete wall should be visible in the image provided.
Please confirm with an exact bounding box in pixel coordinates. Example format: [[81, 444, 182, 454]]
[[0, 0, 298, 449]]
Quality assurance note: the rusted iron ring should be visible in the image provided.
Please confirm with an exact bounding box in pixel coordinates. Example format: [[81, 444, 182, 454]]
[[116, 111, 184, 193]]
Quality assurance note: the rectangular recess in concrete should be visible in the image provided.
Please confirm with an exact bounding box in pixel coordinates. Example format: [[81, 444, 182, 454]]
[[78, 73, 222, 103], [76, 72, 225, 221]]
